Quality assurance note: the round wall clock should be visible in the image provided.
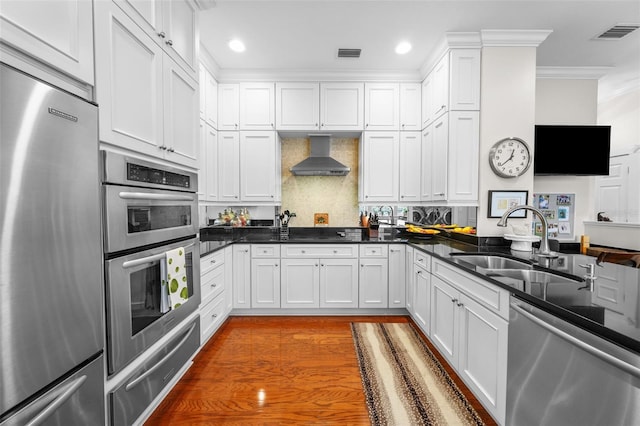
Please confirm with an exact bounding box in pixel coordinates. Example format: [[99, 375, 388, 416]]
[[489, 137, 532, 178]]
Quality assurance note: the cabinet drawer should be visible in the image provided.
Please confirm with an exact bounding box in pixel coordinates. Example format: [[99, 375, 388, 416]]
[[201, 263, 224, 304], [359, 245, 388, 258], [281, 244, 357, 258], [251, 244, 281, 258], [432, 258, 509, 320], [200, 250, 225, 275], [413, 249, 431, 272], [200, 294, 226, 344]]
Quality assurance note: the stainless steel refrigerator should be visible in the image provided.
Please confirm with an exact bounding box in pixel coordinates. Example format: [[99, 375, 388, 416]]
[[0, 64, 104, 425]]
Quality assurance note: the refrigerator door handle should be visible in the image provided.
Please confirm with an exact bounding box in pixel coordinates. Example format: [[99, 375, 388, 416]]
[[24, 376, 87, 426], [124, 322, 197, 391], [511, 301, 640, 378]]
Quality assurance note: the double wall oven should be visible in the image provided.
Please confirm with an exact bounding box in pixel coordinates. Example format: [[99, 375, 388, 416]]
[[101, 151, 201, 424]]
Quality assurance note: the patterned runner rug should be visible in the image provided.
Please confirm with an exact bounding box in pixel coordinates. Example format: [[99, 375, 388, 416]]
[[351, 322, 487, 426]]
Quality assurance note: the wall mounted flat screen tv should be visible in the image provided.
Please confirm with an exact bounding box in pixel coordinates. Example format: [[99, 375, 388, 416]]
[[534, 125, 611, 176]]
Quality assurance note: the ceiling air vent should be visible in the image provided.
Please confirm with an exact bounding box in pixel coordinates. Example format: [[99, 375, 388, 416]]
[[595, 24, 640, 39], [337, 48, 361, 58]]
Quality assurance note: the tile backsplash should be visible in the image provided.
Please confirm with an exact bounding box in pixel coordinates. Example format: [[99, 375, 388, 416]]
[[281, 137, 360, 227]]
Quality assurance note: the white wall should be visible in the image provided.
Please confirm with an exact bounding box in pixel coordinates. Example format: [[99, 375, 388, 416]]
[[534, 78, 599, 241], [598, 87, 640, 155], [477, 46, 537, 236]]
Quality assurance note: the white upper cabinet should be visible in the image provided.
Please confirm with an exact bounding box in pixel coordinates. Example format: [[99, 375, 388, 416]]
[[240, 131, 280, 203], [361, 131, 399, 203], [400, 83, 421, 131], [320, 82, 364, 131], [198, 121, 218, 202], [218, 131, 240, 202], [113, 0, 198, 81], [275, 82, 320, 131], [364, 83, 399, 131], [199, 64, 218, 129], [422, 48, 480, 128], [240, 82, 275, 130], [447, 111, 479, 202], [218, 83, 240, 131], [399, 132, 422, 203], [0, 0, 94, 85]]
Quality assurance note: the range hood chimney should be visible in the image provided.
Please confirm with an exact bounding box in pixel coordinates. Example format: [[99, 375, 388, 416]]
[[290, 134, 351, 176]]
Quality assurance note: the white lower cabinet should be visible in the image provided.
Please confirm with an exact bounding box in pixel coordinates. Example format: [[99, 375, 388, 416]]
[[232, 244, 251, 308], [359, 245, 389, 308], [251, 244, 281, 308], [199, 249, 227, 344], [388, 245, 406, 308], [430, 259, 508, 425], [281, 245, 358, 308], [412, 261, 431, 336]]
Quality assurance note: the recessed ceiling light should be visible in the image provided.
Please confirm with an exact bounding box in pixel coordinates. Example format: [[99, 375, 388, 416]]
[[228, 39, 245, 52], [395, 41, 412, 55]]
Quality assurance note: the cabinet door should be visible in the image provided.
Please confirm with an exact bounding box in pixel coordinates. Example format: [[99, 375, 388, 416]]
[[412, 265, 431, 335], [400, 83, 421, 131], [162, 0, 198, 80], [364, 83, 399, 131], [240, 131, 277, 202], [280, 258, 320, 308], [359, 258, 389, 308], [388, 245, 406, 308], [596, 156, 628, 223], [204, 123, 218, 201], [205, 69, 218, 129], [1, 0, 94, 84], [218, 84, 240, 130], [432, 53, 450, 119], [224, 246, 233, 314], [420, 125, 434, 201], [163, 56, 199, 168], [275, 82, 320, 131], [431, 114, 449, 201], [430, 276, 458, 366], [251, 258, 280, 308], [232, 245, 251, 308], [447, 111, 479, 202], [199, 64, 206, 119], [405, 246, 415, 314], [320, 82, 364, 131], [95, 2, 164, 156], [449, 49, 481, 111], [320, 258, 358, 308], [421, 74, 434, 129], [218, 132, 240, 202], [362, 132, 399, 202], [399, 132, 422, 203], [240, 82, 275, 130], [457, 293, 508, 425], [198, 121, 206, 200]]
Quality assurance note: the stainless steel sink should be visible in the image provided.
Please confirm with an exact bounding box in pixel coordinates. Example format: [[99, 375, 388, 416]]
[[484, 269, 583, 285], [449, 253, 533, 270]]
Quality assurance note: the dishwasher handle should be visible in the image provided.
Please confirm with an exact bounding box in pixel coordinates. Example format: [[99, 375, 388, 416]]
[[510, 301, 640, 379]]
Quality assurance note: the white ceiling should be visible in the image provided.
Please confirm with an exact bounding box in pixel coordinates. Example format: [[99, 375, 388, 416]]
[[199, 0, 640, 96]]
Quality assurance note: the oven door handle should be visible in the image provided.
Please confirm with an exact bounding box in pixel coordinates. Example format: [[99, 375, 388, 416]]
[[122, 242, 195, 269], [118, 191, 195, 202], [24, 375, 87, 426], [125, 322, 197, 392]]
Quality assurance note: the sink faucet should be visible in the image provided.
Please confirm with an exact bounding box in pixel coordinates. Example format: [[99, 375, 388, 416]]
[[497, 205, 558, 261]]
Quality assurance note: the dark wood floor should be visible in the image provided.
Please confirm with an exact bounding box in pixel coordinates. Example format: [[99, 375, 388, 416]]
[[145, 316, 497, 425]]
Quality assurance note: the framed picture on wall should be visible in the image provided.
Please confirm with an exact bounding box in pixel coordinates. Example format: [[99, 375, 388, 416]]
[[488, 190, 529, 218]]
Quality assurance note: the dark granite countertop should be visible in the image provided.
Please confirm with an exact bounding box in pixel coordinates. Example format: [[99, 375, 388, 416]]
[[199, 225, 640, 354]]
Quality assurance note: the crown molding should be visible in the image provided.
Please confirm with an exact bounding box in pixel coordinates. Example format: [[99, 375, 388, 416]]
[[481, 29, 553, 47], [214, 68, 422, 83], [536, 66, 612, 80]]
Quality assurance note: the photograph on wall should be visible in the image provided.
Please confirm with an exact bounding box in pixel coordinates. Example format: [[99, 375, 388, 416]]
[[556, 194, 572, 205], [559, 222, 571, 234], [547, 223, 559, 238], [558, 206, 570, 221], [538, 194, 550, 209], [542, 209, 556, 220]]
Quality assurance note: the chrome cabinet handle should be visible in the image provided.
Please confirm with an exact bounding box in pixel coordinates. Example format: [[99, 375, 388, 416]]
[[158, 31, 166, 38], [166, 39, 173, 46], [118, 191, 194, 201], [167, 147, 175, 152], [511, 302, 640, 379], [211, 283, 217, 287], [451, 298, 458, 303], [125, 322, 197, 391], [457, 302, 464, 307], [24, 375, 87, 426]]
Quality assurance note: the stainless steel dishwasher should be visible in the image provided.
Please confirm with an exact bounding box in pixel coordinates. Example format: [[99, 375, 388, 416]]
[[507, 297, 640, 426]]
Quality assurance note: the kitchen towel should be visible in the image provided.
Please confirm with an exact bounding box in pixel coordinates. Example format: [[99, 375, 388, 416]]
[[166, 247, 189, 309]]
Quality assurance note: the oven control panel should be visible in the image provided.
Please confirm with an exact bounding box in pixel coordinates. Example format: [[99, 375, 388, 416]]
[[127, 163, 191, 189]]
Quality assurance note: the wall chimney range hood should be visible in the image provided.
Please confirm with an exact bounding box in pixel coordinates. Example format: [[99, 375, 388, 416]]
[[290, 134, 350, 176]]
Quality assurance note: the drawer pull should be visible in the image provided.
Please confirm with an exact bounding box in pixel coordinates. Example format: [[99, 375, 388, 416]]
[[333, 250, 338, 254], [451, 298, 458, 303], [212, 313, 217, 318], [211, 283, 217, 288], [457, 302, 464, 307], [210, 259, 216, 264]]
